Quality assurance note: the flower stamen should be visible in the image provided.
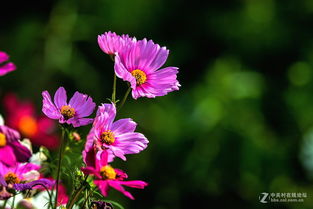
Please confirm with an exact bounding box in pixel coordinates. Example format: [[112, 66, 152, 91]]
[[100, 165, 116, 180], [100, 130, 115, 145], [131, 69, 147, 85], [4, 172, 20, 184], [61, 105, 75, 120], [0, 133, 6, 147]]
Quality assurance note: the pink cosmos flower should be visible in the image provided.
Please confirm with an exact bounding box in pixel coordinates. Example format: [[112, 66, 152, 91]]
[[98, 31, 135, 55], [83, 103, 148, 165], [0, 162, 40, 186], [0, 51, 16, 76], [0, 162, 54, 200], [81, 152, 147, 200], [0, 125, 31, 167], [42, 87, 96, 127], [4, 93, 60, 149], [114, 38, 180, 99]]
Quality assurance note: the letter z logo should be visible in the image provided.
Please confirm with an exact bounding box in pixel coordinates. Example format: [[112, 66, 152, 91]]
[[259, 192, 269, 203]]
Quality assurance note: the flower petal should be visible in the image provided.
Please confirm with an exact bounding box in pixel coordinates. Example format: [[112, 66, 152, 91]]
[[95, 104, 116, 131], [0, 51, 9, 63], [119, 180, 148, 189], [108, 181, 134, 200], [68, 92, 87, 110], [74, 95, 95, 118], [94, 180, 110, 197], [42, 91, 60, 120], [0, 62, 16, 76], [115, 132, 149, 155], [0, 146, 17, 167], [54, 87, 67, 109], [111, 118, 137, 136], [14, 179, 55, 191], [136, 39, 169, 73]]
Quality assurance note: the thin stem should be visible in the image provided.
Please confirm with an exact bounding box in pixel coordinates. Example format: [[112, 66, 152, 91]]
[[118, 86, 131, 110], [40, 184, 53, 209], [54, 128, 65, 208], [11, 195, 15, 209], [112, 73, 117, 104], [2, 199, 7, 209], [67, 175, 89, 209]]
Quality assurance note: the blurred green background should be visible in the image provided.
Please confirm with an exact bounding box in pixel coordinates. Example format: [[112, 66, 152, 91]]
[[1, 0, 313, 208]]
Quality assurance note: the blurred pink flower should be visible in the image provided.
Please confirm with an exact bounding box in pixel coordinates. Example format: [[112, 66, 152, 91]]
[[4, 93, 60, 149], [0, 51, 16, 76], [83, 103, 148, 165], [114, 38, 180, 99], [81, 151, 147, 200], [98, 31, 135, 55], [0, 125, 31, 167], [42, 87, 96, 127]]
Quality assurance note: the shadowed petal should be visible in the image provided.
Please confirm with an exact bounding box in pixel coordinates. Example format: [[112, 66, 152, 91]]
[[0, 125, 20, 143], [0, 174, 7, 187], [11, 141, 32, 163], [67, 117, 93, 128]]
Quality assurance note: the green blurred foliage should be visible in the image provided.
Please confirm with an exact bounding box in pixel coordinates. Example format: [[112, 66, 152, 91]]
[[1, 0, 313, 208]]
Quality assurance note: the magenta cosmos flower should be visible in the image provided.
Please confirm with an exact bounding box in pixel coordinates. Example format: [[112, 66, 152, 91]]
[[0, 125, 31, 167], [83, 103, 148, 165], [98, 31, 135, 55], [81, 152, 147, 200], [42, 87, 96, 127], [114, 38, 180, 99], [0, 51, 16, 76]]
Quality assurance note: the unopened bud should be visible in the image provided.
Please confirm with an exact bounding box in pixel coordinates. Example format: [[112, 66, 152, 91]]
[[72, 132, 81, 141]]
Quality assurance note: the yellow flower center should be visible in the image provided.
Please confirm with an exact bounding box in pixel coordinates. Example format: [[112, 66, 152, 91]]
[[61, 105, 75, 119], [4, 172, 20, 184], [100, 130, 115, 145], [131, 69, 147, 85], [0, 133, 6, 147], [18, 116, 38, 137], [100, 165, 116, 180]]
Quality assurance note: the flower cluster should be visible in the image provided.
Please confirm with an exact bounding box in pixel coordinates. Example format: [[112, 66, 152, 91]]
[[0, 31, 180, 208], [0, 116, 54, 202]]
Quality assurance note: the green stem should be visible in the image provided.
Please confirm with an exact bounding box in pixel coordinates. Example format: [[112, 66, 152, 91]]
[[67, 175, 89, 209], [112, 73, 117, 104], [54, 128, 66, 208], [2, 199, 7, 209], [118, 86, 131, 110]]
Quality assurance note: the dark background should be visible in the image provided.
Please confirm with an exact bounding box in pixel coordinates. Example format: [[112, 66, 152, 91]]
[[1, 0, 313, 208]]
